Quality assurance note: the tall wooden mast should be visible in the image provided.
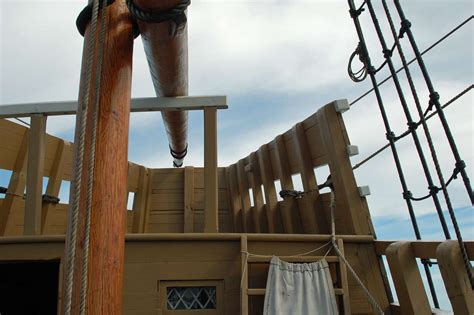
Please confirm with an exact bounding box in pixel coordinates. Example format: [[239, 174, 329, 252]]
[[62, 0, 134, 313]]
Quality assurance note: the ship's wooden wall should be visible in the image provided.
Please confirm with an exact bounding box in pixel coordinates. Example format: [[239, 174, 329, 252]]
[[225, 100, 374, 236], [145, 167, 232, 233], [0, 118, 143, 236]]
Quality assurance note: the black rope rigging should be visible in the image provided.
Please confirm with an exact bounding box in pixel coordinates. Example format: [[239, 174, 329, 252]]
[[126, 0, 190, 37], [0, 186, 60, 204], [13, 117, 30, 127], [349, 15, 473, 106]]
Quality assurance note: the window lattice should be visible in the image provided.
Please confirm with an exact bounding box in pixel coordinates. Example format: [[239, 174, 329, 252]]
[[167, 286, 217, 310]]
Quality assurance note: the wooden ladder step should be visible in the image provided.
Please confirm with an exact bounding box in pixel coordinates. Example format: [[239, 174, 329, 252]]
[[247, 255, 339, 263], [247, 288, 344, 296]]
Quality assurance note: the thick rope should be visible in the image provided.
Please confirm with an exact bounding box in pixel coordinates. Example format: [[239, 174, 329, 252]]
[[79, 0, 108, 313], [64, 0, 101, 313], [329, 190, 385, 315]]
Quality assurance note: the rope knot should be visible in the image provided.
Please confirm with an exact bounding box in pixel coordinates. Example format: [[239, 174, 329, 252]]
[[428, 185, 441, 196], [402, 190, 413, 200], [455, 160, 466, 174], [407, 121, 418, 132], [399, 19, 412, 38], [385, 131, 396, 141], [349, 7, 365, 18], [382, 48, 393, 59], [279, 190, 305, 199], [42, 194, 60, 205]]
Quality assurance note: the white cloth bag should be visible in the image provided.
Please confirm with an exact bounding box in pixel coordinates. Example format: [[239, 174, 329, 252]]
[[263, 256, 339, 315]]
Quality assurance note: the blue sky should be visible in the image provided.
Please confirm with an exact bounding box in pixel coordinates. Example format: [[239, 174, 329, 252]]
[[1, 0, 473, 312]]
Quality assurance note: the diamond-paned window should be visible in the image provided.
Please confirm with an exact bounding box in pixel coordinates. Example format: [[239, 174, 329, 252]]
[[167, 286, 217, 310]]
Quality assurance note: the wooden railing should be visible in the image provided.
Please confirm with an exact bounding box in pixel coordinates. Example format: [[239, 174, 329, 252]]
[[375, 240, 474, 315]]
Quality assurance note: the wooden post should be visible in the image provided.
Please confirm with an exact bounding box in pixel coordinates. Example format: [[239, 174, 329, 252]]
[[237, 159, 252, 232], [42, 140, 68, 234], [0, 130, 28, 235], [437, 240, 474, 314], [204, 106, 218, 233], [240, 235, 249, 315], [227, 164, 243, 232], [24, 115, 47, 235], [62, 1, 134, 313], [184, 166, 194, 232], [249, 152, 266, 233], [386, 242, 431, 315], [131, 166, 150, 233]]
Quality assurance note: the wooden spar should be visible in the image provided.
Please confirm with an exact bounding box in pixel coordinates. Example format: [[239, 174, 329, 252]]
[[62, 1, 134, 313], [133, 0, 189, 167]]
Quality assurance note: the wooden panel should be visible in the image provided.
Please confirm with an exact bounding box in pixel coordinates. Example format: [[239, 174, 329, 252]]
[[42, 140, 68, 234], [256, 144, 282, 233], [236, 159, 252, 232], [226, 165, 242, 232], [184, 166, 194, 232], [386, 242, 431, 315], [131, 166, 150, 233], [248, 152, 266, 233], [0, 129, 28, 235], [437, 240, 474, 315]]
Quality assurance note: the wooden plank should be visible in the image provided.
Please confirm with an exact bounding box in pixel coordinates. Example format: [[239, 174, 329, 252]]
[[42, 139, 68, 234], [273, 136, 296, 233], [316, 101, 371, 235], [386, 242, 431, 315], [0, 130, 28, 235], [248, 152, 266, 233], [375, 240, 474, 259], [236, 159, 252, 232], [184, 166, 194, 233], [131, 166, 150, 233], [247, 255, 339, 263], [241, 235, 249, 315], [247, 288, 344, 296], [437, 240, 474, 315], [293, 123, 323, 233], [257, 144, 282, 233], [0, 96, 228, 118], [24, 115, 47, 235], [226, 165, 242, 232], [337, 238, 351, 315], [203, 107, 218, 233]]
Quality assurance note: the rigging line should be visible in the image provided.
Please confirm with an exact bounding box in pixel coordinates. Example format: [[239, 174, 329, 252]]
[[13, 117, 31, 127], [63, 0, 101, 314], [394, 0, 474, 289], [79, 0, 108, 313], [351, 84, 472, 171], [349, 15, 473, 106]]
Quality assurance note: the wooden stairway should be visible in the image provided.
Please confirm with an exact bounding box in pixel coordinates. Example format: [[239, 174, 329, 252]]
[[240, 236, 351, 314]]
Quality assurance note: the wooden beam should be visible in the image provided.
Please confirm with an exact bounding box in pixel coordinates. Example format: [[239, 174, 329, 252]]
[[226, 165, 242, 232], [386, 242, 431, 315], [293, 123, 323, 233], [248, 152, 266, 233], [240, 235, 249, 315], [257, 144, 282, 233], [375, 240, 474, 259], [184, 166, 194, 233], [61, 1, 134, 313], [336, 238, 351, 315], [24, 115, 47, 235], [131, 166, 150, 233], [237, 159, 252, 232], [0, 129, 28, 235], [203, 107, 218, 233], [437, 240, 474, 315], [273, 136, 296, 233], [0, 96, 228, 118], [42, 139, 68, 234]]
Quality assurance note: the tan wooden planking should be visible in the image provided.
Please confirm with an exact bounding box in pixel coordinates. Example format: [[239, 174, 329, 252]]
[[42, 139, 68, 234], [204, 107, 218, 233], [437, 240, 474, 315], [292, 123, 321, 234], [386, 242, 431, 315], [131, 166, 150, 233], [257, 144, 282, 233], [183, 166, 194, 232], [236, 159, 252, 232], [248, 152, 266, 233], [0, 129, 28, 235], [226, 165, 242, 232]]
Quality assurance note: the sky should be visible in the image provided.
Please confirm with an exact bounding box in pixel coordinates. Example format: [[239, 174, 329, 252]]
[[1, 0, 473, 311]]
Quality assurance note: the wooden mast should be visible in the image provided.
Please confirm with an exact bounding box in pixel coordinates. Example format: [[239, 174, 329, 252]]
[[62, 0, 134, 313], [133, 0, 189, 167]]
